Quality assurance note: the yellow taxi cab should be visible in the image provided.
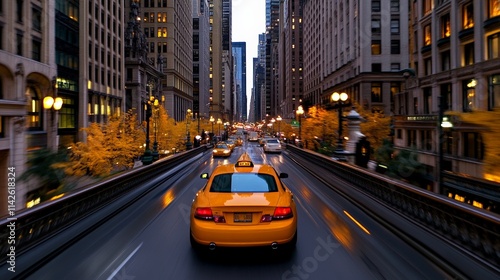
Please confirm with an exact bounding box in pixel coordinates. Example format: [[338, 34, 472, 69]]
[[212, 142, 232, 157], [190, 153, 297, 252], [234, 137, 243, 146], [225, 139, 236, 151]]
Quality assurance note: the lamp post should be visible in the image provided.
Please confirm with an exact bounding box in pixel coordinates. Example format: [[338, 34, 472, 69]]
[[296, 105, 304, 141], [186, 109, 193, 150], [276, 115, 282, 140], [151, 95, 164, 161], [271, 118, 276, 136], [142, 99, 153, 165], [217, 118, 222, 138], [331, 92, 348, 152], [437, 96, 453, 193], [209, 116, 215, 143], [43, 78, 63, 151]]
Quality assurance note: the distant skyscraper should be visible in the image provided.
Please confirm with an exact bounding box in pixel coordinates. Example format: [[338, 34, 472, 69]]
[[193, 0, 211, 120], [232, 42, 247, 122]]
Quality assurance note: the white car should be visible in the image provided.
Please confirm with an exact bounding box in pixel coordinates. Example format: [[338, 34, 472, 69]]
[[263, 138, 282, 153]]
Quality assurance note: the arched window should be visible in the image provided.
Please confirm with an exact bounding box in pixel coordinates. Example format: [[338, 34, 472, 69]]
[[26, 86, 42, 130]]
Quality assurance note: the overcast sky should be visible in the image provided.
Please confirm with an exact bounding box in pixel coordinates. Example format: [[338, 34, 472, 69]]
[[232, 0, 266, 115]]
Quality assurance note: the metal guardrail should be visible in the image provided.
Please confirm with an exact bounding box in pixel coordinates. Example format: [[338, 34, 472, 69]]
[[0, 146, 206, 262], [286, 144, 500, 269]]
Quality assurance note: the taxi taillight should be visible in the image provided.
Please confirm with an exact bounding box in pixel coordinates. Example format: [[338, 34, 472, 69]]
[[194, 207, 226, 223], [273, 207, 293, 220]]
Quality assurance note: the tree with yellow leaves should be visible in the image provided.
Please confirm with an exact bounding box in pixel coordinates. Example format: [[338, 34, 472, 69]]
[[65, 110, 145, 177]]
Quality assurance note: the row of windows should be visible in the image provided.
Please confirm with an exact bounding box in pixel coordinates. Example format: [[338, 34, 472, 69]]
[[420, 32, 500, 77], [143, 12, 167, 23], [371, 39, 400, 55], [422, 1, 500, 47], [143, 27, 168, 38], [400, 129, 484, 160], [143, 0, 168, 8]]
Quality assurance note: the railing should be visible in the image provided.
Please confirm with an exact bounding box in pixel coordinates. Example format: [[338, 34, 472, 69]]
[[286, 144, 500, 270], [0, 146, 207, 262]]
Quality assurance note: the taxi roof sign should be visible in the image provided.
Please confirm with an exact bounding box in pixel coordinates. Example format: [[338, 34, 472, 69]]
[[236, 153, 254, 167], [236, 161, 253, 167]]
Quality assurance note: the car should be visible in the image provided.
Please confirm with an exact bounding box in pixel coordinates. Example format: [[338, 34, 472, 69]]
[[225, 139, 236, 150], [263, 138, 282, 153], [190, 153, 297, 252], [212, 143, 232, 157]]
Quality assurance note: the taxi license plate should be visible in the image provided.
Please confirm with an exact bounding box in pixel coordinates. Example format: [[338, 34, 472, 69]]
[[234, 213, 252, 223]]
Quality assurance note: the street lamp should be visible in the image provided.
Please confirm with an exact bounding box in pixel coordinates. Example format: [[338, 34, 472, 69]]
[[209, 116, 215, 143], [331, 92, 349, 152], [217, 118, 222, 138], [151, 95, 164, 161], [142, 99, 153, 165], [186, 109, 193, 150], [276, 115, 282, 140], [271, 118, 276, 136], [43, 79, 63, 151], [296, 105, 304, 141]]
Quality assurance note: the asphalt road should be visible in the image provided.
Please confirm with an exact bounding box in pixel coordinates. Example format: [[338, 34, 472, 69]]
[[24, 142, 450, 280]]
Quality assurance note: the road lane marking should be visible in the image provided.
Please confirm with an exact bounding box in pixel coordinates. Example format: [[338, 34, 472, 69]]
[[107, 242, 143, 280]]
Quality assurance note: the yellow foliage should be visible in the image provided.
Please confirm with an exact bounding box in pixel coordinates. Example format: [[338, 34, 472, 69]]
[[67, 110, 145, 177]]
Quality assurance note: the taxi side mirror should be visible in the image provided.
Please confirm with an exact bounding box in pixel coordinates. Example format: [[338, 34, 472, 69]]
[[279, 173, 288, 178], [200, 173, 209, 179]]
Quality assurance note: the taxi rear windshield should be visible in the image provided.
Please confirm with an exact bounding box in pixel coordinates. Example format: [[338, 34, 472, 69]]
[[210, 173, 278, 192]]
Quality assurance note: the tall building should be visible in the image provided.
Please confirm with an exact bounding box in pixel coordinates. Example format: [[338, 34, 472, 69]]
[[0, 0, 58, 211], [209, 0, 223, 120], [124, 0, 164, 124], [303, 0, 409, 113], [232, 42, 247, 122], [265, 0, 281, 117], [140, 0, 193, 122], [192, 0, 211, 121], [221, 0, 233, 122], [394, 0, 500, 187], [82, 0, 126, 130], [251, 33, 267, 122], [279, 0, 304, 119]]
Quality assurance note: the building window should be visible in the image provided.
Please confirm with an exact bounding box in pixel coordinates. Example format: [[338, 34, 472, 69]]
[[371, 40, 381, 54], [463, 79, 477, 112], [16, 0, 23, 22], [391, 63, 400, 71], [463, 3, 474, 29], [391, 19, 400, 34], [391, 0, 400, 12], [32, 39, 41, 62], [59, 97, 76, 129], [441, 50, 450, 71], [441, 83, 452, 111], [463, 132, 484, 160], [372, 1, 381, 12], [16, 33, 23, 56], [372, 63, 382, 72], [26, 86, 42, 130], [371, 82, 382, 102], [0, 116, 4, 138], [489, 74, 500, 110], [407, 129, 417, 147], [424, 24, 432, 46], [32, 7, 42, 31], [423, 87, 432, 114], [487, 32, 500, 59], [463, 42, 475, 66], [424, 57, 432, 75], [489, 0, 500, 18], [441, 14, 451, 38], [390, 82, 401, 103], [391, 40, 400, 54], [423, 0, 432, 15], [372, 19, 381, 34], [421, 130, 433, 151]]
